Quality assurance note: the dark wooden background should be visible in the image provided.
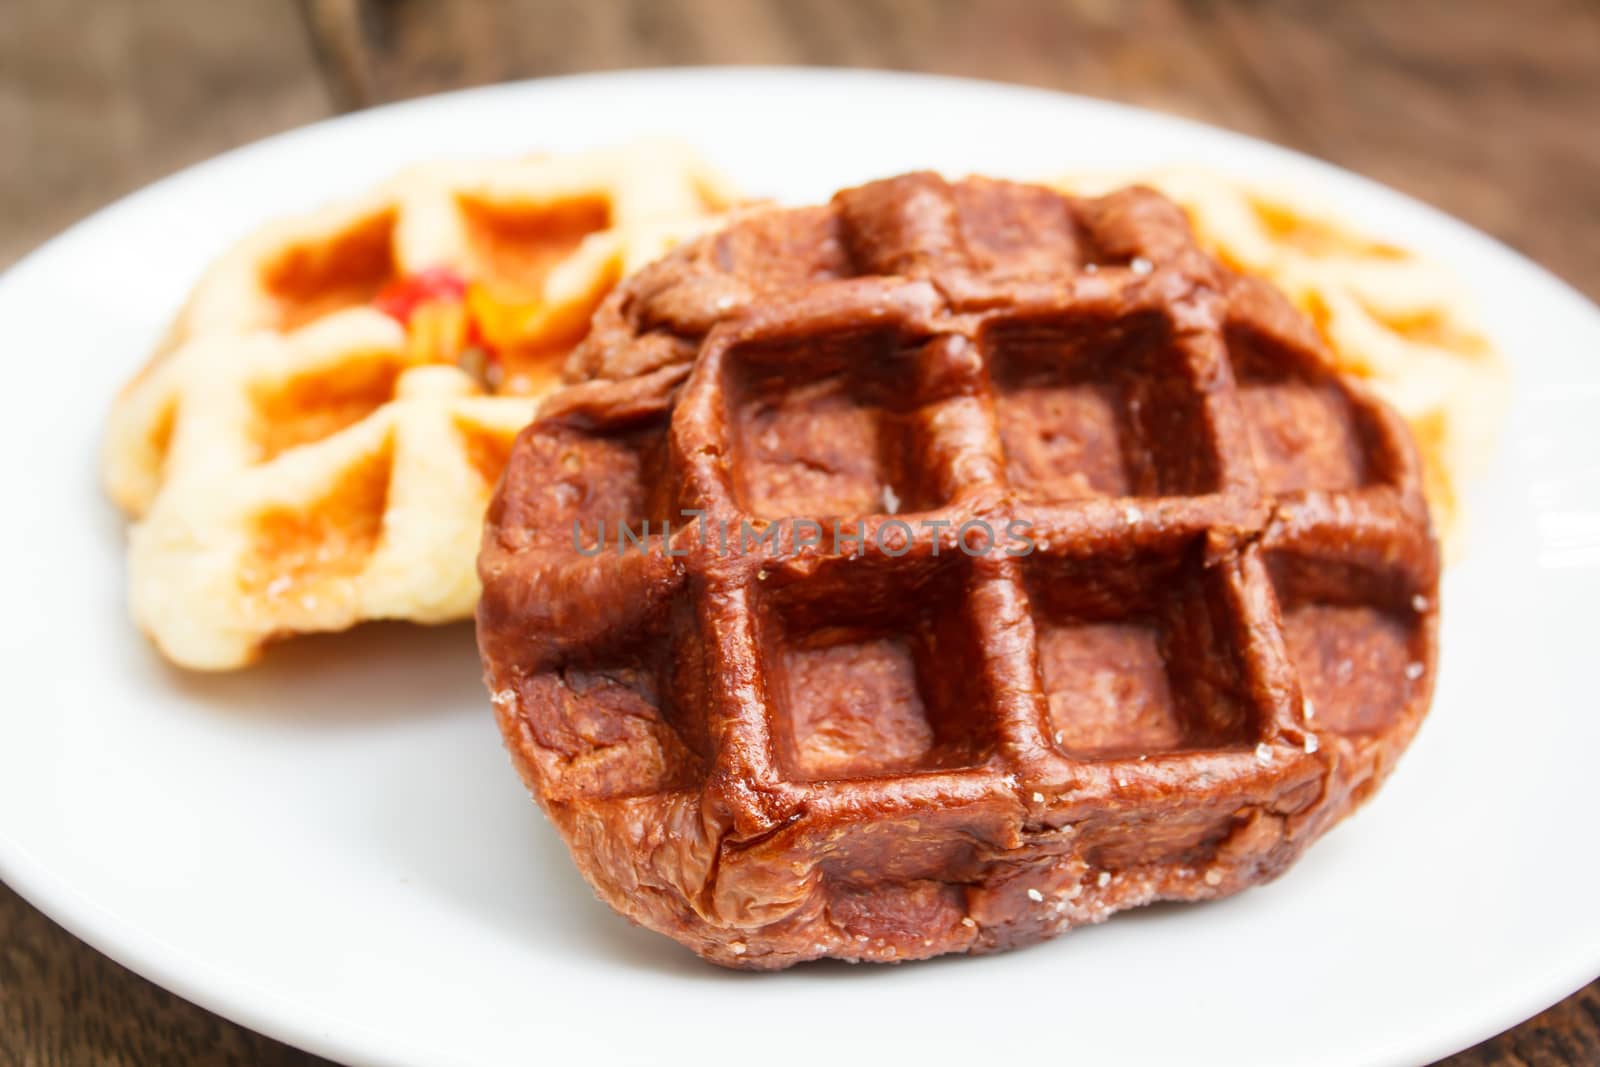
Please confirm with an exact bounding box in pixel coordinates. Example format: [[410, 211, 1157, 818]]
[[2, 1, 1596, 1063]]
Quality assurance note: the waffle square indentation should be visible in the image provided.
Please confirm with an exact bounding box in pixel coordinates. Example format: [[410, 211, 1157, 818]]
[[1227, 323, 1381, 494], [761, 555, 994, 782], [1025, 543, 1260, 760], [1268, 550, 1427, 736], [724, 329, 931, 520], [986, 311, 1221, 500]]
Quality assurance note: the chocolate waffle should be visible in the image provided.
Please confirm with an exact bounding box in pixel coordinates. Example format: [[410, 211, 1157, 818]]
[[478, 173, 1440, 969]]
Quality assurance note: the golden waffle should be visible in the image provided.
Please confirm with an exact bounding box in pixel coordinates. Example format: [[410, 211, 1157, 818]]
[[106, 142, 735, 669], [1056, 168, 1507, 549], [479, 174, 1440, 968]]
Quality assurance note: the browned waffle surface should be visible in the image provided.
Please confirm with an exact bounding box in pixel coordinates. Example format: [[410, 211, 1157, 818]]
[[478, 173, 1440, 969]]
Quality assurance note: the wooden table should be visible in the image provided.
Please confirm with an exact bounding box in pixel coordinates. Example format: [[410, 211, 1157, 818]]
[[2, 2, 1595, 1063]]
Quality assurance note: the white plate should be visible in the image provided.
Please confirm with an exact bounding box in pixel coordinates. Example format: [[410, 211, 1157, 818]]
[[1, 68, 1596, 1067]]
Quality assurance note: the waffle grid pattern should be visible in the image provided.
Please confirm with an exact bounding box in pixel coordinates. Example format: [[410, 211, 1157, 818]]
[[1056, 167, 1507, 550], [107, 142, 733, 668], [480, 174, 1440, 968]]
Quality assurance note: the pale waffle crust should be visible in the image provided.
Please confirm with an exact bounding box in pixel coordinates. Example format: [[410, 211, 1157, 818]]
[[104, 142, 733, 669], [479, 174, 1442, 969], [1056, 168, 1508, 552]]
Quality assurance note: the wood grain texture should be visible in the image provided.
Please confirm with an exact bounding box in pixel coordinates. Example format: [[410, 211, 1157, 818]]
[[305, 0, 1600, 301], [1192, 0, 1600, 304], [0, 0, 335, 267], [2, 1, 1596, 1063]]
